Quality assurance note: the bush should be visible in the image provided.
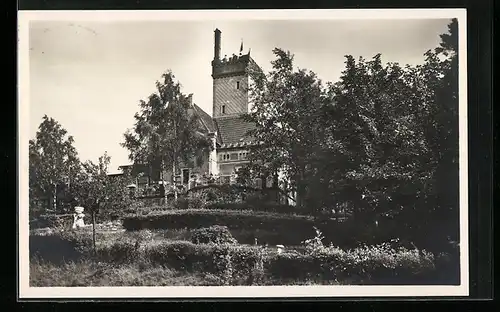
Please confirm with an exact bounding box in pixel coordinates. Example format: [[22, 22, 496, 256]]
[[172, 194, 206, 210], [30, 230, 93, 264], [30, 231, 441, 285], [143, 240, 265, 285], [191, 225, 237, 245], [30, 214, 73, 230], [139, 240, 438, 285], [265, 243, 436, 284], [97, 238, 141, 264], [144, 241, 214, 272]]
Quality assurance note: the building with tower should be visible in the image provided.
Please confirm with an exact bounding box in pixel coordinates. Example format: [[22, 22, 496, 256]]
[[116, 28, 273, 193]]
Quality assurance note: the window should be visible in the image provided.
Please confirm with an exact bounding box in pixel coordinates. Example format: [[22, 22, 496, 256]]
[[182, 169, 190, 185], [236, 81, 240, 89], [230, 153, 238, 161], [221, 105, 226, 114]]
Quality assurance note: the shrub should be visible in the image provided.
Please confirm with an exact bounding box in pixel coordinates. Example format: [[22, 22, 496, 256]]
[[29, 230, 93, 264], [172, 195, 206, 210], [142, 240, 266, 285], [191, 225, 237, 245], [97, 238, 141, 264], [144, 241, 214, 272], [30, 214, 73, 230], [264, 243, 436, 284]]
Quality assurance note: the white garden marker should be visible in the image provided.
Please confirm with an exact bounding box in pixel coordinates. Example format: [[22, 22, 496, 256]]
[[72, 206, 85, 229]]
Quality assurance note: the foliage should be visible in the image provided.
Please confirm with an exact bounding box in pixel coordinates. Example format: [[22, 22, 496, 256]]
[[122, 70, 213, 194], [29, 230, 93, 265], [191, 225, 237, 245], [267, 242, 436, 284], [172, 193, 207, 210], [29, 116, 133, 223], [69, 151, 133, 220], [243, 48, 331, 211], [205, 202, 300, 215], [29, 115, 81, 214], [31, 232, 440, 285], [302, 226, 325, 253], [121, 208, 316, 233], [243, 19, 460, 249]]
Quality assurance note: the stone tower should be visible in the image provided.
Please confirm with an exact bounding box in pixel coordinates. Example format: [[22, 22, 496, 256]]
[[211, 28, 252, 119]]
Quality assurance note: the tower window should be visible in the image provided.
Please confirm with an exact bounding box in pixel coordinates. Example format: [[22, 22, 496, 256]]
[[236, 81, 240, 89], [221, 105, 226, 114]]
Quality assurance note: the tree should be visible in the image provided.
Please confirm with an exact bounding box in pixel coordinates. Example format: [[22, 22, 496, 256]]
[[122, 71, 212, 200], [243, 48, 332, 211], [29, 115, 81, 215], [413, 18, 460, 243], [324, 54, 434, 222], [321, 19, 460, 250], [71, 151, 133, 252]]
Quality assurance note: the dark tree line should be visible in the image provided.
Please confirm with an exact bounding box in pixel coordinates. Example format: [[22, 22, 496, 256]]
[[242, 19, 459, 246]]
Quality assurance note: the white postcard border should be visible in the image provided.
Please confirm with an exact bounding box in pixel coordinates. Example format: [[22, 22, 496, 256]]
[[17, 8, 469, 299]]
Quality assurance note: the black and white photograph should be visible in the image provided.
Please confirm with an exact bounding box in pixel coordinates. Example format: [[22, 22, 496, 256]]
[[18, 9, 468, 298]]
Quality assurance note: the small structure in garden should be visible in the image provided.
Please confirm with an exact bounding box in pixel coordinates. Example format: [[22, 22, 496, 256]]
[[72, 206, 85, 229], [276, 244, 285, 254]]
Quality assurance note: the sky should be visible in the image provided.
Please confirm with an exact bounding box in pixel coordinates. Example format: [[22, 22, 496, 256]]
[[28, 18, 452, 174]]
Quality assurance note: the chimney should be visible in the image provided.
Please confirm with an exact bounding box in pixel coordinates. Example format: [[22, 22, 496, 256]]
[[214, 28, 221, 60]]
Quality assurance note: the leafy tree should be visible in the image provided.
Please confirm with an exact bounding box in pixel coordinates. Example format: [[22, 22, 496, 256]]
[[410, 18, 460, 243], [71, 151, 133, 251], [122, 71, 212, 199], [325, 54, 433, 222], [29, 115, 81, 215], [243, 48, 331, 211]]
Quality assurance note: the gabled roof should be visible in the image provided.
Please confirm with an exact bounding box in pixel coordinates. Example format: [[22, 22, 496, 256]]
[[192, 104, 216, 133], [214, 116, 256, 148]]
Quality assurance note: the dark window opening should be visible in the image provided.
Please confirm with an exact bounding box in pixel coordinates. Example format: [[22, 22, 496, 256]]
[[182, 169, 190, 185], [221, 105, 226, 114], [236, 81, 240, 89]]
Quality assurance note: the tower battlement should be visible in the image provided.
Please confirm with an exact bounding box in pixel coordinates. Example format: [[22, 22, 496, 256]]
[[211, 54, 252, 79], [211, 28, 253, 79]]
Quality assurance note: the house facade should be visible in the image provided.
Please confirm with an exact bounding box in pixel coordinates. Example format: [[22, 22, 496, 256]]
[[168, 28, 262, 188]]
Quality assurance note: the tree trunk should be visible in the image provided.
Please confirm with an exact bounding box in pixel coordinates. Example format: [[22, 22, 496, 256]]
[[53, 183, 57, 212], [92, 211, 97, 255], [173, 118, 178, 200], [172, 160, 178, 200], [160, 159, 167, 205]]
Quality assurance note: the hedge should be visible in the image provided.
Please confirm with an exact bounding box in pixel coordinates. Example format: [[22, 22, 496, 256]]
[[122, 209, 315, 231], [30, 233, 442, 285], [205, 202, 302, 215], [120, 209, 418, 249]]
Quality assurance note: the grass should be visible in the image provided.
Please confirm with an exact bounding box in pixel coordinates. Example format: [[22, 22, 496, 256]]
[[30, 258, 345, 287], [30, 258, 221, 287]]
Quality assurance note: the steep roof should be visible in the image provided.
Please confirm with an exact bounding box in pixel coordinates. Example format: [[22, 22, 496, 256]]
[[193, 104, 216, 132], [214, 116, 256, 148]]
